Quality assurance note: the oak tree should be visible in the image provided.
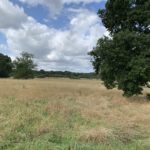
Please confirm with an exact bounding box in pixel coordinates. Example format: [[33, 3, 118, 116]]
[[90, 0, 150, 97]]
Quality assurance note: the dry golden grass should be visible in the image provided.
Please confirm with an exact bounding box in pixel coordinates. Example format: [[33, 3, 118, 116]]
[[79, 127, 113, 143], [0, 78, 150, 149]]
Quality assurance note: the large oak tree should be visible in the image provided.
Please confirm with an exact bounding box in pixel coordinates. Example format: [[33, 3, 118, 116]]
[[90, 0, 150, 97]]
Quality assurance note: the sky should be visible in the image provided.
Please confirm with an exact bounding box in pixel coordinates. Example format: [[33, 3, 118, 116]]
[[0, 0, 107, 72]]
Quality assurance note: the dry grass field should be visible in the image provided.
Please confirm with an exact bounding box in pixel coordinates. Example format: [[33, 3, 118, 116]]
[[0, 78, 150, 150]]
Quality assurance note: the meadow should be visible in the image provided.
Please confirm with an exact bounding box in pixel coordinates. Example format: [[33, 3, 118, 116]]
[[0, 78, 150, 150]]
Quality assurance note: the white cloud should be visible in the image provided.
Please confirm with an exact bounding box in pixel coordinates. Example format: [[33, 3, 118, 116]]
[[2, 8, 106, 72], [0, 44, 16, 60], [0, 0, 27, 29], [0, 44, 8, 53], [62, 0, 103, 4], [19, 0, 106, 17], [5, 17, 56, 58], [19, 0, 63, 17], [0, 0, 107, 72]]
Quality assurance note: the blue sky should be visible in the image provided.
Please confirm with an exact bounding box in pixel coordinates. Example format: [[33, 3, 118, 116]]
[[0, 0, 107, 72]]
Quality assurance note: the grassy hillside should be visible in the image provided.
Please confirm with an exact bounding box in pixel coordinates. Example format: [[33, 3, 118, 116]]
[[0, 78, 150, 150]]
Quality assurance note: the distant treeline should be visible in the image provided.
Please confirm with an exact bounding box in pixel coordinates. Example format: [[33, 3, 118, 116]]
[[0, 52, 97, 79], [34, 70, 98, 79]]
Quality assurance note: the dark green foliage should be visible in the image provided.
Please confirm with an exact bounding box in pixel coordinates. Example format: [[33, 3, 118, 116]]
[[98, 0, 150, 34], [0, 53, 12, 77], [34, 70, 97, 79], [13, 52, 36, 79], [90, 0, 150, 97]]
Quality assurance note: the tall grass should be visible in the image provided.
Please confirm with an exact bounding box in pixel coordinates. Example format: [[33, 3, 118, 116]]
[[0, 78, 150, 149]]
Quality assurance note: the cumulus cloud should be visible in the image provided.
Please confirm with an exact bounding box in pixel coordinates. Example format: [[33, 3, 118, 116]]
[[0, 0, 27, 29], [19, 0, 106, 17], [0, 44, 16, 60], [19, 0, 63, 17], [5, 17, 56, 58], [2, 8, 106, 72], [62, 0, 103, 4], [0, 44, 8, 52], [0, 0, 107, 72]]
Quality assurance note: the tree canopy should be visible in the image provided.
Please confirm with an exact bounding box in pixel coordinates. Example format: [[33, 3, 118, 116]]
[[13, 52, 36, 79], [90, 0, 150, 97], [0, 53, 12, 77]]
